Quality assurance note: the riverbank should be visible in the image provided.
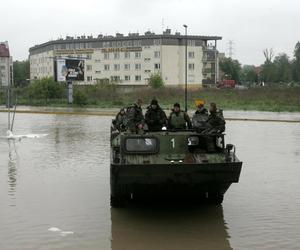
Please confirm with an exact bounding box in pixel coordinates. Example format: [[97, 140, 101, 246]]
[[1, 106, 300, 123], [1, 86, 300, 112]]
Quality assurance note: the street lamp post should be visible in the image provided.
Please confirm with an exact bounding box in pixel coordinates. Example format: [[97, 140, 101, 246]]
[[183, 24, 188, 112]]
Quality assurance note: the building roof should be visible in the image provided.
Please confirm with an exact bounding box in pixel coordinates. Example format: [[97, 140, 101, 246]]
[[0, 43, 10, 57], [29, 30, 222, 53]]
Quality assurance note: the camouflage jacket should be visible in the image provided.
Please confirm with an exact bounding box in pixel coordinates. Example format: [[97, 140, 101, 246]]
[[126, 104, 144, 131]]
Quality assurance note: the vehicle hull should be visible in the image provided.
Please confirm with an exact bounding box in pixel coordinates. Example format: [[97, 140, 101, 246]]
[[110, 161, 242, 204]]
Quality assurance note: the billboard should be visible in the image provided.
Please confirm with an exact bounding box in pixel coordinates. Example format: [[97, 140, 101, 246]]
[[55, 59, 85, 82]]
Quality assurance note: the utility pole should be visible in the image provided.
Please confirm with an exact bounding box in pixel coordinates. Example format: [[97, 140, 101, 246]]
[[227, 40, 234, 58], [183, 24, 188, 112]]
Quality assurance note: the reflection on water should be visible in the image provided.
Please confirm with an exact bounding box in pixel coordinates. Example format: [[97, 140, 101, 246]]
[[111, 204, 232, 250], [8, 140, 18, 198]]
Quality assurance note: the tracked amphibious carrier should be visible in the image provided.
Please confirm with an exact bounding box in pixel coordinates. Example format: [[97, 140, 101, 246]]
[[110, 125, 242, 207]]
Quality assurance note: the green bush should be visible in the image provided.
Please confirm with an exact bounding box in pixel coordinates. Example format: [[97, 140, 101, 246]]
[[73, 90, 88, 106], [148, 73, 164, 89], [28, 77, 64, 103]]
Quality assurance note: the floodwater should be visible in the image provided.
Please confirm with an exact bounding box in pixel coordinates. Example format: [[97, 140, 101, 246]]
[[0, 111, 299, 250]]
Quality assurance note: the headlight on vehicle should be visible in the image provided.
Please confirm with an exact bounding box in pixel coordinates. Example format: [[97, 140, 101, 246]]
[[188, 136, 199, 146]]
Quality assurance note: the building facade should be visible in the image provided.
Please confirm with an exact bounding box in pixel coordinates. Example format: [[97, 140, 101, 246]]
[[0, 41, 13, 87], [29, 29, 221, 86]]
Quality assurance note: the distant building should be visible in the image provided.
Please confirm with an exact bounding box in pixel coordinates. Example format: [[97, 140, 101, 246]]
[[29, 29, 222, 86], [0, 41, 13, 87]]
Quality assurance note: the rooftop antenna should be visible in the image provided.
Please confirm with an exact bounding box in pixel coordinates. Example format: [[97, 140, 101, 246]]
[[162, 18, 165, 32]]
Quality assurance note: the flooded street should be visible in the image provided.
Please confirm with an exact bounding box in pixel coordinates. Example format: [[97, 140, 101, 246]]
[[0, 112, 299, 250]]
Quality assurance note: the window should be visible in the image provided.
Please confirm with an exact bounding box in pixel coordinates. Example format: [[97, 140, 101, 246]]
[[144, 58, 151, 61], [188, 63, 195, 70], [144, 70, 151, 73], [95, 70, 101, 74], [124, 75, 131, 81], [154, 51, 160, 58], [154, 39, 161, 46], [124, 52, 130, 59], [104, 53, 109, 59], [114, 52, 120, 59], [87, 65, 92, 71], [104, 64, 110, 71], [87, 76, 93, 82], [188, 52, 195, 58], [188, 40, 196, 46], [154, 63, 160, 69], [135, 75, 141, 81], [135, 52, 141, 58], [124, 64, 130, 70], [133, 40, 142, 46], [111, 76, 120, 82], [124, 137, 158, 154], [135, 63, 141, 70], [114, 64, 120, 71]]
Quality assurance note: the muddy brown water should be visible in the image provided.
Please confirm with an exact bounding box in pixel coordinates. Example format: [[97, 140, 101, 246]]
[[0, 112, 299, 250]]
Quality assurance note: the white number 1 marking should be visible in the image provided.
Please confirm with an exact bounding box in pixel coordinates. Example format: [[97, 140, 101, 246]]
[[171, 138, 175, 148]]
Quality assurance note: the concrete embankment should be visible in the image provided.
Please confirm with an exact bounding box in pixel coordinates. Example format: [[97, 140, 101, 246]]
[[0, 106, 300, 123]]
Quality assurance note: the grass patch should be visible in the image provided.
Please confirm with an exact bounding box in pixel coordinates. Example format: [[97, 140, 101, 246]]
[[1, 85, 300, 112]]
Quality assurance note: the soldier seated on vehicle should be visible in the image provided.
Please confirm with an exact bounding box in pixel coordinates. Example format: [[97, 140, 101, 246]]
[[192, 99, 209, 130], [115, 108, 127, 131], [204, 102, 226, 133], [145, 99, 167, 132], [168, 103, 192, 130], [126, 99, 145, 133]]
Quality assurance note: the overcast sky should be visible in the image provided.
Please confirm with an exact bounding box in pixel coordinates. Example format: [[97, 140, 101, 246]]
[[1, 0, 299, 65]]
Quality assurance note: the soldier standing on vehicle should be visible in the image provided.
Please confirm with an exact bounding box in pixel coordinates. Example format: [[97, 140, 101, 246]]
[[206, 102, 226, 133], [126, 99, 144, 133], [145, 99, 167, 131], [168, 103, 192, 130], [192, 99, 209, 129], [115, 108, 127, 131]]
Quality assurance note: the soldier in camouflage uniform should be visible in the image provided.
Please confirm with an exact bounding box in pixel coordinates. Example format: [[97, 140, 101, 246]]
[[205, 103, 226, 133], [115, 108, 127, 131], [145, 99, 167, 131], [168, 103, 192, 130], [126, 99, 144, 133]]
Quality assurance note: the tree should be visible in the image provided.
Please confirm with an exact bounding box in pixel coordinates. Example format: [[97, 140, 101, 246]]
[[219, 57, 241, 82], [273, 53, 292, 82], [28, 77, 64, 103], [292, 41, 300, 82], [263, 48, 274, 62], [148, 73, 164, 88], [240, 65, 258, 83], [13, 60, 30, 87], [261, 48, 276, 83]]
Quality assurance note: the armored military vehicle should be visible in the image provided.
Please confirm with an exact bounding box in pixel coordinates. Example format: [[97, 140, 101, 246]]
[[110, 128, 242, 207]]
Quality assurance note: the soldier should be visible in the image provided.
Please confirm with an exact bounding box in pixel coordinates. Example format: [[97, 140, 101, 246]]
[[205, 103, 226, 133], [192, 100, 209, 129], [195, 100, 208, 116], [115, 108, 127, 131], [145, 99, 167, 131], [168, 103, 192, 130], [126, 99, 144, 133]]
